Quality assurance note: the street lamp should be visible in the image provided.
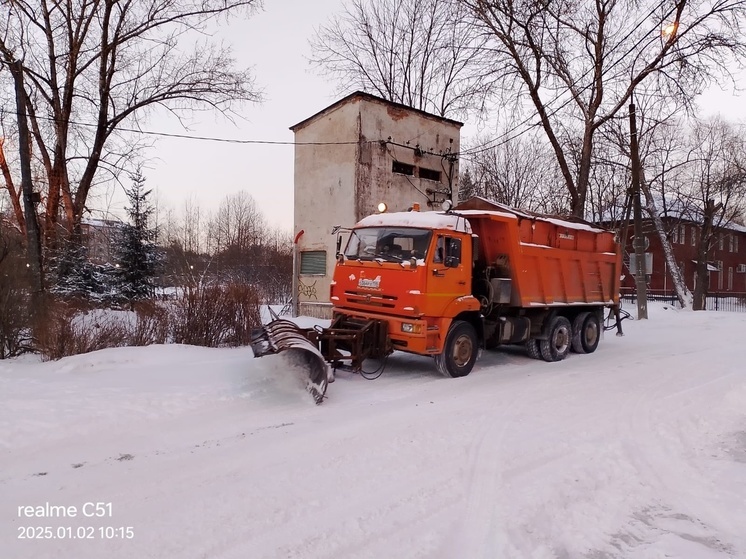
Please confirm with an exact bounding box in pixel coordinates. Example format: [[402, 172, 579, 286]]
[[662, 23, 678, 38]]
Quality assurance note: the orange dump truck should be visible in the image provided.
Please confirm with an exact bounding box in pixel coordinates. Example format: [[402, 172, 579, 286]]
[[251, 198, 623, 402]]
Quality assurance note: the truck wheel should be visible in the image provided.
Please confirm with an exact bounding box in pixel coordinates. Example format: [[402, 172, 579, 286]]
[[572, 312, 600, 354], [539, 316, 572, 362], [435, 320, 478, 378], [525, 339, 542, 360]]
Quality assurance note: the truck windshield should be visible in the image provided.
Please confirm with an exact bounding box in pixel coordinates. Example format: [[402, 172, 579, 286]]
[[345, 227, 433, 262]]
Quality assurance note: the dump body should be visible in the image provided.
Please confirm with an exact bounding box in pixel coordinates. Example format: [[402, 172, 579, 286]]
[[458, 209, 621, 308]]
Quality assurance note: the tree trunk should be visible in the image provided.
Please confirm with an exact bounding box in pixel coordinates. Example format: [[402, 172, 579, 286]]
[[640, 177, 690, 309], [692, 199, 719, 311], [0, 140, 26, 236], [9, 60, 44, 298]]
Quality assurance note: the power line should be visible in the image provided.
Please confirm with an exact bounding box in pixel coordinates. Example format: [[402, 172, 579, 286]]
[[14, 113, 364, 145], [117, 127, 361, 146]]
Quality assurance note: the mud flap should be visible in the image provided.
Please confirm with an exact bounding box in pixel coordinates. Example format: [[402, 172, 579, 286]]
[[250, 319, 331, 404]]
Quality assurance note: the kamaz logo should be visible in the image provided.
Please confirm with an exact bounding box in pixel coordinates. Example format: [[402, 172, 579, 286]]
[[358, 276, 381, 289], [559, 233, 574, 240]]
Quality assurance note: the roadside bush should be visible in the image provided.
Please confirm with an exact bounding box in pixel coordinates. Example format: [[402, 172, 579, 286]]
[[35, 299, 130, 361], [33, 280, 262, 360], [130, 301, 170, 346], [170, 282, 262, 347]]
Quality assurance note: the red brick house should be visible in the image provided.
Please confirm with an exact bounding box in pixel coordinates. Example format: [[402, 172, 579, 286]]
[[619, 217, 746, 294]]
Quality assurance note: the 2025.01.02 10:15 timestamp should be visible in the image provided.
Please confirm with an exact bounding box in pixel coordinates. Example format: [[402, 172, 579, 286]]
[[18, 526, 134, 539]]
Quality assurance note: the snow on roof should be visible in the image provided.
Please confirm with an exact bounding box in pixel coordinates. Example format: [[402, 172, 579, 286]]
[[543, 217, 609, 233], [597, 194, 746, 233], [452, 209, 518, 221], [456, 209, 609, 233], [355, 211, 472, 233], [455, 196, 609, 232]]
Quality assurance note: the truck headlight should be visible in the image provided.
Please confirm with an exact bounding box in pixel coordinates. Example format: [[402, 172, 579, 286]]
[[401, 323, 420, 334]]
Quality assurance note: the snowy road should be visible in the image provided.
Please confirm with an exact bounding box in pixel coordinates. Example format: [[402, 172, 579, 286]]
[[1, 304, 745, 558]]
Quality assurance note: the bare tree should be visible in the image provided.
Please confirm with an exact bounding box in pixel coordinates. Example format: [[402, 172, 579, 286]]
[[179, 196, 203, 256], [460, 0, 746, 217], [593, 90, 694, 307], [672, 118, 746, 308], [0, 0, 263, 247], [310, 0, 495, 119], [212, 191, 265, 255], [461, 128, 569, 213]]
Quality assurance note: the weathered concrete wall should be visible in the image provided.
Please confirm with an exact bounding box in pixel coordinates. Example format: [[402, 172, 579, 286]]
[[293, 102, 359, 312], [358, 99, 461, 219], [298, 301, 333, 319], [292, 94, 462, 316]]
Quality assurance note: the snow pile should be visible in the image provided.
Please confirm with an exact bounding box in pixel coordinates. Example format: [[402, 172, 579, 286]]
[[1, 303, 745, 558]]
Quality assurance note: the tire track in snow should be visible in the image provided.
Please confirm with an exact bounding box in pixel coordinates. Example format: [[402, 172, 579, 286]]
[[591, 342, 745, 557], [436, 369, 554, 558]]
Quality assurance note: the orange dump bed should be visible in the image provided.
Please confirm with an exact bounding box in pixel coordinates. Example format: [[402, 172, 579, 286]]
[[459, 209, 621, 308]]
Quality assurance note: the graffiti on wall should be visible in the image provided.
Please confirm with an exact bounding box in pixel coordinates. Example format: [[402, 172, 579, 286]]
[[298, 279, 318, 300]]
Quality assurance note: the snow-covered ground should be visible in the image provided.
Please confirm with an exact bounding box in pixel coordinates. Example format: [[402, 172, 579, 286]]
[[1, 304, 745, 558]]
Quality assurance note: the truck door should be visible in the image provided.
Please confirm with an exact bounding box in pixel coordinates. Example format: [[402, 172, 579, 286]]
[[425, 234, 470, 317]]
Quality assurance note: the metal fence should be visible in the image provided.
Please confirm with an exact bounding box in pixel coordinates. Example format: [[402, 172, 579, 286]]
[[620, 289, 746, 312]]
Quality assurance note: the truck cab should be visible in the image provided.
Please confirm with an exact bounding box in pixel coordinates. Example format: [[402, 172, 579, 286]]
[[329, 210, 482, 377]]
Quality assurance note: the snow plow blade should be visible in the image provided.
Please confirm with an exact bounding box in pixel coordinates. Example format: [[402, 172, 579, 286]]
[[250, 319, 331, 404]]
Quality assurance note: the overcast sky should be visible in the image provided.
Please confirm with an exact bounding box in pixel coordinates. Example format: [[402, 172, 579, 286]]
[[126, 0, 746, 233]]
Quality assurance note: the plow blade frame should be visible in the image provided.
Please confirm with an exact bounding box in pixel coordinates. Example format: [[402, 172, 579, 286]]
[[316, 314, 391, 371], [250, 319, 331, 404]]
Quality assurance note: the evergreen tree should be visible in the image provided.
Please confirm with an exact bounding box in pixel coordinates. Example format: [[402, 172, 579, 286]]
[[114, 171, 158, 302], [50, 238, 99, 298], [458, 168, 479, 202]]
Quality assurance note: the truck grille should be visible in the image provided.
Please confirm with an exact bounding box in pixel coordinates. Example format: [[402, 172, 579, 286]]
[[344, 290, 398, 308]]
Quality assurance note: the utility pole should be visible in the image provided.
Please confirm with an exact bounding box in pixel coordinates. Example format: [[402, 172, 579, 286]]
[[629, 102, 648, 319], [9, 59, 44, 300]]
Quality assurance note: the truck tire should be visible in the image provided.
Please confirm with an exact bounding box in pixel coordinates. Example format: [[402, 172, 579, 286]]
[[525, 339, 542, 360], [571, 312, 600, 354], [435, 320, 478, 378], [539, 316, 572, 362]]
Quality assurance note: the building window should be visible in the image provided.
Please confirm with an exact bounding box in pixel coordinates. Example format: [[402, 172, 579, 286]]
[[719, 233, 724, 251], [679, 224, 685, 244], [419, 167, 441, 182], [736, 236, 739, 253], [300, 250, 326, 275], [691, 226, 697, 246], [729, 234, 738, 253], [392, 161, 414, 176], [728, 267, 733, 290]]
